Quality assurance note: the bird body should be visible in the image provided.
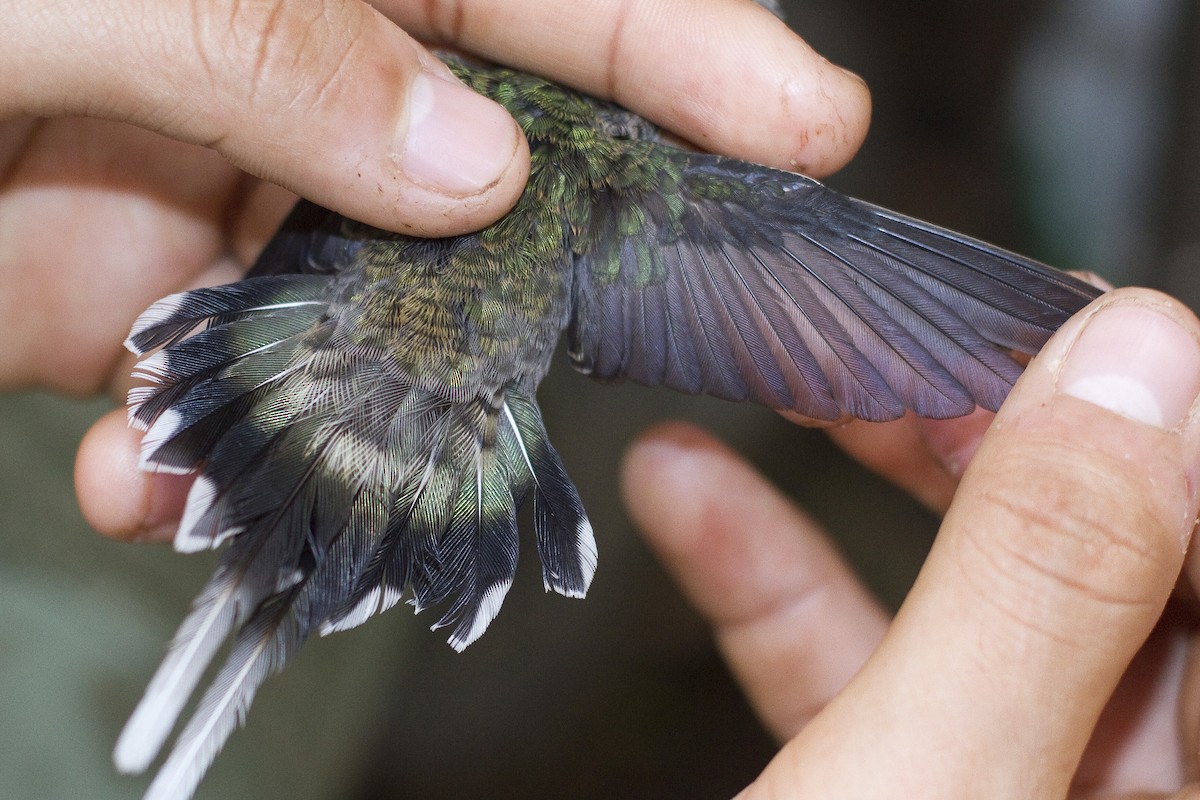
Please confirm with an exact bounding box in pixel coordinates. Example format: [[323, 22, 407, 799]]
[[114, 55, 1103, 799]]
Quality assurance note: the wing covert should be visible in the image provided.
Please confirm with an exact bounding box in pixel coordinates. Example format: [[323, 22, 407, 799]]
[[246, 200, 365, 278]]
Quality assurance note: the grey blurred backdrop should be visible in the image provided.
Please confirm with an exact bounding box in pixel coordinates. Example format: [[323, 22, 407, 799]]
[[3, 1, 1198, 798]]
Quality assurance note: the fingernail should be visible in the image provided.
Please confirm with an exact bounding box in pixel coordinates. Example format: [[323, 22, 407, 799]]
[[398, 72, 521, 197], [1058, 303, 1200, 429]]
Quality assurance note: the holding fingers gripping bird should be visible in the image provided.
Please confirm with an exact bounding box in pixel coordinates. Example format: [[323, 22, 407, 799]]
[[114, 55, 1102, 800]]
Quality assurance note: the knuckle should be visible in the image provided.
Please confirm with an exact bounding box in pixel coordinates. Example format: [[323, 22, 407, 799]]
[[190, 0, 365, 118], [412, 0, 466, 45]]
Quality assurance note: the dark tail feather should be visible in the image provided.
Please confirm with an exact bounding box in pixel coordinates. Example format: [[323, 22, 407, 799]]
[[501, 390, 595, 597], [321, 391, 597, 652]]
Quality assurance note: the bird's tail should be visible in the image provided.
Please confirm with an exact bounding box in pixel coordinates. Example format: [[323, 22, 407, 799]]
[[113, 275, 595, 800]]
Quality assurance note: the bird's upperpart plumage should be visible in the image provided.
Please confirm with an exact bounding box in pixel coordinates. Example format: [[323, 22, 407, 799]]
[[114, 54, 1103, 800]]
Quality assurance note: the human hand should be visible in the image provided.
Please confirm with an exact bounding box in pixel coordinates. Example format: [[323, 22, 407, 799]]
[[623, 289, 1200, 797], [44, 0, 869, 538]]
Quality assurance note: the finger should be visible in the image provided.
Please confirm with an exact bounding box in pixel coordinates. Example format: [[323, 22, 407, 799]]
[[230, 181, 305, 266], [621, 421, 889, 741], [386, 0, 872, 177], [0, 139, 247, 394], [822, 411, 996, 515], [0, 120, 234, 393], [0, 0, 528, 236], [745, 289, 1200, 798], [74, 408, 192, 542]]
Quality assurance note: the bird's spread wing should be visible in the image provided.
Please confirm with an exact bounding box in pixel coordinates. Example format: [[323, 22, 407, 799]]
[[568, 149, 1103, 421]]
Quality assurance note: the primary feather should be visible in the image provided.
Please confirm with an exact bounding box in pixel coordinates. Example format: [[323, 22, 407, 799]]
[[115, 54, 1102, 799]]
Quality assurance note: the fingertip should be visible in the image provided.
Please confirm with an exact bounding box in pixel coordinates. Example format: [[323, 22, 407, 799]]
[[220, 22, 531, 238], [288, 55, 532, 237], [914, 408, 995, 483], [387, 69, 530, 232], [623, 421, 887, 741], [407, 0, 871, 178], [830, 288, 1200, 794], [621, 7, 872, 178], [622, 419, 725, 470], [1051, 290, 1200, 432], [75, 409, 140, 539], [621, 420, 850, 625], [75, 409, 188, 543], [825, 415, 968, 515], [785, 57, 872, 178], [620, 421, 730, 542], [744, 0, 873, 174], [620, 421, 757, 583], [954, 290, 1200, 649]]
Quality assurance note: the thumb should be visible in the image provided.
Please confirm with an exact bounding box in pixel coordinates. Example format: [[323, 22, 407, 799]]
[[748, 288, 1200, 798], [0, 0, 528, 236]]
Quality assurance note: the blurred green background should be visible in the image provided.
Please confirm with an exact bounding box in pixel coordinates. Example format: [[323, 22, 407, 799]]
[[3, 1, 1198, 798]]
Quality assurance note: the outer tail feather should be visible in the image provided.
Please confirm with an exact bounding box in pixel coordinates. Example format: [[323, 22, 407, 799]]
[[125, 276, 330, 354], [113, 575, 240, 775], [502, 391, 596, 597], [114, 484, 323, 775], [139, 587, 310, 800]]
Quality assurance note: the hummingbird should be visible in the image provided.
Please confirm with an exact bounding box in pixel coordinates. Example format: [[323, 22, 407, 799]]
[[113, 54, 1103, 799]]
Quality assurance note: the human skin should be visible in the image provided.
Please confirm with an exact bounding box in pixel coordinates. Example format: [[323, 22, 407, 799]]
[[5, 0, 1195, 796]]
